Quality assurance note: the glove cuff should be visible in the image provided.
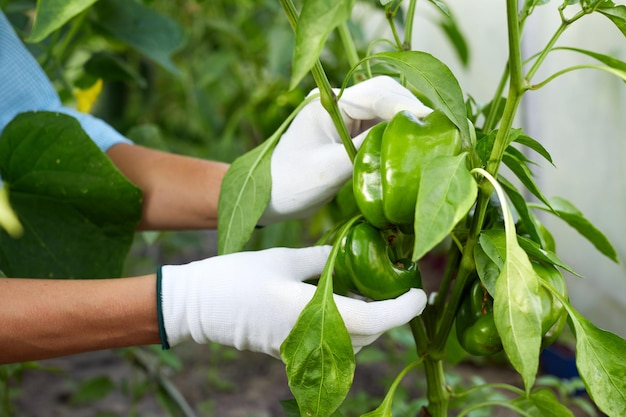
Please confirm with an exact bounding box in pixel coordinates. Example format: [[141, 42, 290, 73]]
[[156, 267, 171, 350]]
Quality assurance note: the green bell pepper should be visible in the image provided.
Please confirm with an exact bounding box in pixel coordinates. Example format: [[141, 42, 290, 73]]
[[334, 222, 422, 300], [455, 277, 503, 356], [352, 122, 391, 230], [381, 109, 462, 228], [456, 262, 568, 356], [352, 110, 462, 231], [534, 261, 568, 348]]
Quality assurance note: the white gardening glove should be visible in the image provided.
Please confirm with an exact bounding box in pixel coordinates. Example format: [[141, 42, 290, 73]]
[[259, 76, 432, 225], [157, 245, 427, 359]]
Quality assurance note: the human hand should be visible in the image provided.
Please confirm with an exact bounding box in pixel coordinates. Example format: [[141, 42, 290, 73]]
[[158, 245, 427, 359], [259, 76, 432, 225]]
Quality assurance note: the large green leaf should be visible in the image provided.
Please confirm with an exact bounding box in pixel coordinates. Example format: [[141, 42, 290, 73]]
[[361, 51, 470, 147], [412, 153, 477, 261], [27, 0, 98, 43], [564, 302, 626, 416], [474, 168, 543, 391], [92, 0, 185, 75], [290, 0, 355, 89], [0, 112, 142, 278], [280, 217, 359, 417]]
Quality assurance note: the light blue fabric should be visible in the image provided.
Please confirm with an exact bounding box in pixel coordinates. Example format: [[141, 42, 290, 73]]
[[0, 11, 132, 151]]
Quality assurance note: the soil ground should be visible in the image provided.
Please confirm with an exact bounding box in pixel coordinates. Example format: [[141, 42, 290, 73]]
[[9, 341, 595, 417]]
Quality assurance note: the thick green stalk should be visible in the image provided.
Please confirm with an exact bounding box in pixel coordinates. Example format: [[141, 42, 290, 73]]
[[279, 0, 358, 161], [423, 358, 449, 417]]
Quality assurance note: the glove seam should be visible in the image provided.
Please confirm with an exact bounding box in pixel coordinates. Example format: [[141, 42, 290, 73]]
[[156, 267, 171, 350]]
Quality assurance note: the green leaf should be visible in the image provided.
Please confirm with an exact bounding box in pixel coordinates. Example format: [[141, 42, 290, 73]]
[[554, 46, 626, 75], [510, 388, 574, 417], [216, 95, 314, 255], [516, 235, 581, 278], [474, 241, 501, 297], [83, 51, 148, 88], [476, 229, 506, 296], [0, 112, 142, 278], [26, 0, 98, 43], [361, 359, 422, 417], [281, 399, 345, 417], [70, 376, 115, 404], [413, 153, 477, 261], [362, 51, 469, 147], [290, 0, 355, 89], [436, 7, 469, 67], [217, 142, 273, 255], [473, 168, 543, 391], [502, 151, 553, 210], [545, 197, 619, 263], [93, 0, 186, 75], [564, 303, 626, 416], [513, 133, 554, 166], [597, 1, 626, 37], [0, 186, 23, 238], [280, 217, 359, 417], [498, 175, 542, 245], [475, 130, 497, 165]]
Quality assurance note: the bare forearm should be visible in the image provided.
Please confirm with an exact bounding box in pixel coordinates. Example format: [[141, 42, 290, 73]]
[[0, 275, 160, 364], [106, 143, 229, 231]]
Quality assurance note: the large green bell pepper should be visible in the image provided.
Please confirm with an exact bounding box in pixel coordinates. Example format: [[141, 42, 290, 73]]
[[334, 222, 422, 300], [352, 110, 462, 230], [381, 109, 462, 227], [352, 122, 391, 230]]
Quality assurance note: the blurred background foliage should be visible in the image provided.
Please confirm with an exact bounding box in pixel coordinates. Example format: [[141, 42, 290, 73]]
[[4, 0, 368, 272]]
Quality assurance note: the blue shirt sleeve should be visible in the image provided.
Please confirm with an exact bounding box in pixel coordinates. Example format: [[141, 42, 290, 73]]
[[0, 11, 132, 151]]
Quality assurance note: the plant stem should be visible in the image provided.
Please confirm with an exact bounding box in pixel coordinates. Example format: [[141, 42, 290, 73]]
[[279, 0, 358, 161], [423, 358, 449, 417], [338, 22, 364, 83], [432, 0, 526, 360], [403, 0, 417, 51], [525, 5, 589, 82], [385, 4, 404, 50]]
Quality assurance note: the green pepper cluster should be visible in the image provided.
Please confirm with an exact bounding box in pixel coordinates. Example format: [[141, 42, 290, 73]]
[[333, 109, 462, 301], [455, 262, 568, 356]]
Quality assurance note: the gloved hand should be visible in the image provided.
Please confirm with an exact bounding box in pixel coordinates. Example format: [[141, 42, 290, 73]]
[[157, 245, 427, 359], [259, 76, 432, 225]]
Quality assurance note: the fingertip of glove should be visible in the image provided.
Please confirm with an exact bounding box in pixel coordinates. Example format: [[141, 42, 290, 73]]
[[390, 288, 428, 318]]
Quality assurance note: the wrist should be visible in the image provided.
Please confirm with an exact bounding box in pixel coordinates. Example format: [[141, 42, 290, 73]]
[[156, 267, 170, 349]]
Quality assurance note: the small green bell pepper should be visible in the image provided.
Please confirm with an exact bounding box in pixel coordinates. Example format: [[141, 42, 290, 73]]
[[334, 222, 422, 300], [455, 278, 503, 356], [534, 261, 568, 348], [456, 262, 568, 356]]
